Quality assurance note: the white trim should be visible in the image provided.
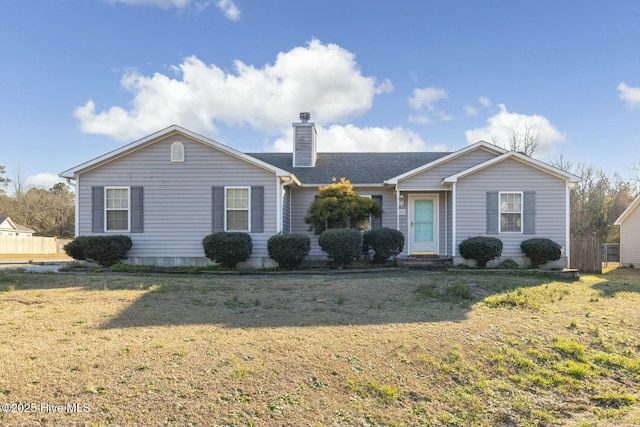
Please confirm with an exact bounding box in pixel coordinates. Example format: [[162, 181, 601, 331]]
[[498, 191, 524, 234], [614, 194, 640, 225], [442, 151, 581, 184], [395, 187, 451, 192], [452, 183, 457, 256], [396, 188, 400, 231], [444, 191, 448, 256], [170, 141, 185, 162], [104, 186, 131, 232], [384, 141, 506, 185], [59, 125, 294, 179], [276, 177, 283, 234], [566, 184, 571, 268], [298, 183, 385, 188], [74, 176, 80, 237], [408, 194, 439, 254], [224, 186, 251, 232]]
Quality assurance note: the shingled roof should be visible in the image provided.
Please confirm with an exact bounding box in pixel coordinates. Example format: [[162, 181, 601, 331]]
[[247, 152, 450, 185]]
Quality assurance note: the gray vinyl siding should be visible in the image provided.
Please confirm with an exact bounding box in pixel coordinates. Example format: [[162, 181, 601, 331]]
[[398, 148, 498, 190], [77, 134, 278, 263], [290, 186, 398, 258], [620, 206, 640, 266], [282, 185, 291, 234], [454, 158, 568, 257]]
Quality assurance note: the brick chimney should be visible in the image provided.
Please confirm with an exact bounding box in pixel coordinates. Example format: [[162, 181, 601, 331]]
[[292, 112, 317, 167]]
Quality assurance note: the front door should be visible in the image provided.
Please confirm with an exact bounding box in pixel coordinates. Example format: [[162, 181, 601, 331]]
[[410, 196, 438, 254]]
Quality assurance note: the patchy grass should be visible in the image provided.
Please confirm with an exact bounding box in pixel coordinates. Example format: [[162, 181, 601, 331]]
[[0, 268, 639, 426]]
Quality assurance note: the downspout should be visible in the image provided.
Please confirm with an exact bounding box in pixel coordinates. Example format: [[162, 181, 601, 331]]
[[396, 186, 400, 231], [66, 176, 80, 237], [444, 191, 448, 256], [566, 183, 571, 268], [278, 176, 295, 234], [451, 182, 457, 257]]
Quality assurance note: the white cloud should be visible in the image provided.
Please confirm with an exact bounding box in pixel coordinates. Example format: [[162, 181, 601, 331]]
[[465, 104, 566, 156], [479, 96, 492, 108], [464, 96, 492, 116], [75, 39, 392, 141], [216, 0, 240, 20], [270, 124, 448, 153], [407, 87, 451, 124], [618, 81, 640, 108], [25, 173, 65, 190]]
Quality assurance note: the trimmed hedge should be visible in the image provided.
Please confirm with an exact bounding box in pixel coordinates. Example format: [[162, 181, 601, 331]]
[[202, 232, 253, 269], [63, 235, 132, 267], [363, 227, 404, 263], [318, 228, 363, 268], [521, 238, 562, 268], [458, 236, 503, 268], [267, 234, 311, 270]]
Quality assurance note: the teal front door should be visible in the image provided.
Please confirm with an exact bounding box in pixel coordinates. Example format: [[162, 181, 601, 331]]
[[410, 196, 437, 253]]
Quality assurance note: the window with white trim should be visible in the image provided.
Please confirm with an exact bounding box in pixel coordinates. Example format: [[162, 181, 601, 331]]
[[499, 192, 522, 233], [105, 187, 130, 231], [171, 142, 185, 162], [225, 187, 250, 231]]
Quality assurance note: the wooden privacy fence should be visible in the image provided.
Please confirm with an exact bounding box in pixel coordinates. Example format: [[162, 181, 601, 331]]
[[0, 235, 60, 254], [570, 236, 602, 274]]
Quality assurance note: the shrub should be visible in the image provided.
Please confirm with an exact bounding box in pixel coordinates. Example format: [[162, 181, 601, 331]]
[[64, 235, 132, 267], [267, 234, 311, 270], [458, 236, 503, 268], [497, 258, 519, 269], [363, 227, 404, 263], [318, 228, 363, 268], [202, 232, 253, 269], [521, 238, 562, 268]]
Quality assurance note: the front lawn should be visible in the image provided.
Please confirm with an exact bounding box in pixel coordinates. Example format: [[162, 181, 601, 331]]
[[0, 269, 639, 426]]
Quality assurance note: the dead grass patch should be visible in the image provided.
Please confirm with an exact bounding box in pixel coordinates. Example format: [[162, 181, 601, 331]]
[[0, 269, 639, 425]]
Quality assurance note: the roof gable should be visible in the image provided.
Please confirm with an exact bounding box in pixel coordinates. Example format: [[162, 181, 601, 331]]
[[442, 151, 581, 184], [614, 194, 640, 225], [59, 125, 293, 179], [384, 141, 506, 184]]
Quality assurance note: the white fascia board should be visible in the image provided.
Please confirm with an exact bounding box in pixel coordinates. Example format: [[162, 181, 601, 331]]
[[441, 151, 582, 184], [614, 195, 640, 225], [384, 141, 506, 185], [59, 125, 294, 179]]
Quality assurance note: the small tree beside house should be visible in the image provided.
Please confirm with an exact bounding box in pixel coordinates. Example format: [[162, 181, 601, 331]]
[[304, 178, 381, 232]]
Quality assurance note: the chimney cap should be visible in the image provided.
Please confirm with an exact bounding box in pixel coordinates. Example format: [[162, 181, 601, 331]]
[[299, 112, 311, 122]]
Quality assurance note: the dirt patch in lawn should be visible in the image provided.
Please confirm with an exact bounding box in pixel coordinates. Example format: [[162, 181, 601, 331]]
[[0, 269, 639, 426]]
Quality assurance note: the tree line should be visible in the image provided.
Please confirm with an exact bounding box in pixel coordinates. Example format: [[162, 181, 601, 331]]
[[0, 166, 75, 238]]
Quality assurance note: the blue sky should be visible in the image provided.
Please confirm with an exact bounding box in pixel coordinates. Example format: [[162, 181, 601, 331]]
[[2, 0, 640, 190]]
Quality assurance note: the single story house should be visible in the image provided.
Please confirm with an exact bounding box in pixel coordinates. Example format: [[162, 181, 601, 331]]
[[614, 195, 640, 268], [59, 113, 580, 268], [0, 216, 35, 237]]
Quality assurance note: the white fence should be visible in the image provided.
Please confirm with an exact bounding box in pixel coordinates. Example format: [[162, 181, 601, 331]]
[[0, 235, 61, 254]]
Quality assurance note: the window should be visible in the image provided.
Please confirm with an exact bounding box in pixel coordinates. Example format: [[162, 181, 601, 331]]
[[356, 195, 373, 231], [226, 187, 250, 231], [500, 192, 522, 233], [171, 142, 185, 162], [105, 187, 129, 231]]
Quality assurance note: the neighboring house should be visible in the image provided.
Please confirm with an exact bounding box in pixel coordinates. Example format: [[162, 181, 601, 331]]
[[59, 113, 581, 268], [0, 216, 35, 237], [614, 195, 640, 268]]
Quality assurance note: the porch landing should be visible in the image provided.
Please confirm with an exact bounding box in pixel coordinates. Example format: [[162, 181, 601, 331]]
[[399, 254, 453, 270]]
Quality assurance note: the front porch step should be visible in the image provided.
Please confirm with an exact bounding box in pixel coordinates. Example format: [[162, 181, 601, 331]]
[[399, 255, 453, 270]]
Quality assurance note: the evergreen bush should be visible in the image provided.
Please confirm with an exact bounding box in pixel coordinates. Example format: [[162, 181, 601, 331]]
[[458, 236, 503, 268], [363, 227, 404, 263], [267, 234, 311, 270], [64, 235, 132, 267], [520, 238, 562, 268], [318, 228, 363, 268], [202, 232, 253, 269]]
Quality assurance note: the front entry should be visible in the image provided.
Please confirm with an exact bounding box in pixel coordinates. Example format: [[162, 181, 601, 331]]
[[410, 195, 438, 254]]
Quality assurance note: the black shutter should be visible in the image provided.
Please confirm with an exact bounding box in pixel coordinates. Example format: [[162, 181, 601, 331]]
[[486, 192, 499, 234], [92, 187, 104, 233], [130, 187, 144, 233], [251, 186, 264, 233], [372, 195, 383, 229], [212, 187, 224, 232], [523, 191, 535, 234]]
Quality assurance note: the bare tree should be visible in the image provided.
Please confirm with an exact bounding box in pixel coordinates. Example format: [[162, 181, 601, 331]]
[[508, 123, 541, 156]]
